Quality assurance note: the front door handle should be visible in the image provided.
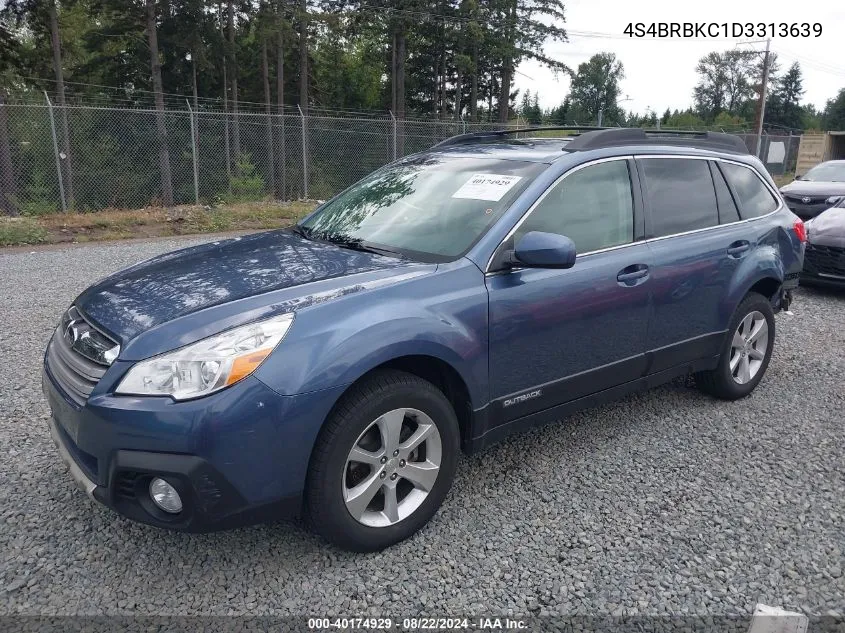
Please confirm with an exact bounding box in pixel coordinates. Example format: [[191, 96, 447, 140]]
[[727, 240, 751, 257], [617, 264, 650, 286]]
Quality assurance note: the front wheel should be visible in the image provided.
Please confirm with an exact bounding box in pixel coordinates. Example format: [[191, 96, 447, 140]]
[[695, 292, 775, 400], [305, 370, 460, 551]]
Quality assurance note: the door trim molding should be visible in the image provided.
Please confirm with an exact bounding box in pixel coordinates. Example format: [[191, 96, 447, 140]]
[[487, 330, 726, 427], [468, 354, 721, 453], [491, 352, 649, 424]]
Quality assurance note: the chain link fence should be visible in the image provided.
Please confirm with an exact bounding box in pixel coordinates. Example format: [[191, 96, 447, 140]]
[[0, 99, 803, 215], [733, 132, 802, 176]]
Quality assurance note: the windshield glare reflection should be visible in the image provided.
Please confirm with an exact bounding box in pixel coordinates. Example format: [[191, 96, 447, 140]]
[[299, 155, 543, 260]]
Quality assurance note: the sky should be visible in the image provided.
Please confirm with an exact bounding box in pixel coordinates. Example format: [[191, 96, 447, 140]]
[[513, 0, 845, 117]]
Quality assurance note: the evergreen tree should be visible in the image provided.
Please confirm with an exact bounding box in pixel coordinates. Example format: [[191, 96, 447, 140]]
[[766, 62, 805, 131], [824, 88, 845, 131], [568, 52, 624, 125]]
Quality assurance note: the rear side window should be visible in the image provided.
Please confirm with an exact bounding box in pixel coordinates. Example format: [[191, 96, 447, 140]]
[[516, 160, 634, 254], [640, 158, 718, 237], [710, 162, 741, 224], [719, 162, 779, 218]]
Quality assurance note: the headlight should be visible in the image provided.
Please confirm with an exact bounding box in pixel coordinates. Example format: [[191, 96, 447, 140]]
[[826, 195, 843, 206], [115, 313, 294, 400]]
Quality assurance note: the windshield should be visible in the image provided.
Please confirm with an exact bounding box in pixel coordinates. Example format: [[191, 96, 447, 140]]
[[298, 155, 544, 261], [801, 162, 845, 182]]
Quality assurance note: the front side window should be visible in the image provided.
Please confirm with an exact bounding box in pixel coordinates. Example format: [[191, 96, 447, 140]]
[[515, 160, 634, 254], [719, 162, 779, 219], [641, 158, 718, 237], [298, 155, 543, 261]]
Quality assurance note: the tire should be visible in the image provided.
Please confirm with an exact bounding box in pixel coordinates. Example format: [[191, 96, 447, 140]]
[[695, 292, 775, 400], [305, 369, 460, 552]]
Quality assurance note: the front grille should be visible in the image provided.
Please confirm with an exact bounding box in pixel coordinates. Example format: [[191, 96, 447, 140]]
[[783, 195, 830, 218], [45, 306, 118, 407], [784, 194, 827, 205], [805, 243, 845, 278]]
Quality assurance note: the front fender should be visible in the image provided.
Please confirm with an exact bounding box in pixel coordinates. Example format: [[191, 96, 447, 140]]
[[322, 322, 483, 403], [253, 260, 489, 407]]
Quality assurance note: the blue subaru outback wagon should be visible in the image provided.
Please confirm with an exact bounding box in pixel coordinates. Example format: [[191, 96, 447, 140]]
[[43, 128, 805, 551]]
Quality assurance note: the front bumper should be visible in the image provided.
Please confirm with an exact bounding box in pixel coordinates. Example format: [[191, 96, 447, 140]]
[[800, 270, 845, 288], [43, 364, 346, 532], [801, 242, 845, 289]]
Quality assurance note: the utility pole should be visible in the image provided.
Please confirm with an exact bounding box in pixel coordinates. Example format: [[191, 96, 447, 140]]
[[739, 39, 772, 158], [755, 38, 771, 159]]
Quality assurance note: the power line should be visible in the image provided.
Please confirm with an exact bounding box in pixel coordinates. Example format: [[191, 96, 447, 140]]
[[775, 47, 845, 77], [18, 76, 403, 115]]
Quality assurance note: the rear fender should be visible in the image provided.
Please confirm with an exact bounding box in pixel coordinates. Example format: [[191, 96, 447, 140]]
[[725, 240, 785, 317]]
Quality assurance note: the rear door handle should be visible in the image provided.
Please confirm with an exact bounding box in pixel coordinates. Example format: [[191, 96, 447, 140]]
[[617, 264, 650, 286], [727, 240, 751, 257]]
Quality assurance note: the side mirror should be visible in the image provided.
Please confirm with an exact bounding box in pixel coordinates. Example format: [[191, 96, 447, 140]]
[[509, 231, 577, 269]]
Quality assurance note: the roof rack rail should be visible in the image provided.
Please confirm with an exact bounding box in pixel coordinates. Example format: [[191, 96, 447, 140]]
[[563, 128, 749, 154], [433, 126, 607, 148], [432, 126, 750, 155]]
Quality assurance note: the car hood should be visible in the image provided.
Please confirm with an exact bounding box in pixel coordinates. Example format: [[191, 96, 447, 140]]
[[780, 181, 845, 197], [808, 207, 845, 248], [75, 229, 412, 343]]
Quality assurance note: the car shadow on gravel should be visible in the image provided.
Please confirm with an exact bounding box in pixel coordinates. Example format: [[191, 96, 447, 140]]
[[797, 283, 845, 300]]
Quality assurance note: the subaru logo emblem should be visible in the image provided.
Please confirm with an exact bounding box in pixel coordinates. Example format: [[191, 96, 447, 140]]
[[801, 196, 811, 204]]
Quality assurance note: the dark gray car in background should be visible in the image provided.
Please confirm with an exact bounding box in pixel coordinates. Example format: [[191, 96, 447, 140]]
[[780, 160, 845, 220]]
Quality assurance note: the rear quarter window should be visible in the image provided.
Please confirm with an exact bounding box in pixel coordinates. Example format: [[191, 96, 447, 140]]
[[640, 158, 718, 237], [719, 162, 779, 218], [710, 161, 741, 224]]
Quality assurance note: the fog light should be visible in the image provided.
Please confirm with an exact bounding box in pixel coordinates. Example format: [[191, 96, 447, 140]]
[[149, 477, 182, 514]]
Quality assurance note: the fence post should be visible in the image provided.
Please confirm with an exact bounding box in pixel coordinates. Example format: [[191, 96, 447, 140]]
[[461, 114, 466, 135], [44, 91, 67, 213], [298, 104, 308, 200], [389, 110, 397, 161], [186, 99, 200, 205], [0, 93, 17, 216]]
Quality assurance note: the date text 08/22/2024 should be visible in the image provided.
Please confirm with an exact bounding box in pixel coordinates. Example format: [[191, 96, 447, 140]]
[[307, 617, 528, 630]]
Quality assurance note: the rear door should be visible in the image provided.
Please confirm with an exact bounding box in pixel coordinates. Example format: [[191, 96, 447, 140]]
[[638, 156, 745, 371]]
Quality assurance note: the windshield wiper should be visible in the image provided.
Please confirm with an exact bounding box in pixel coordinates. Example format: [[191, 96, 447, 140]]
[[316, 232, 403, 258], [290, 224, 311, 240]]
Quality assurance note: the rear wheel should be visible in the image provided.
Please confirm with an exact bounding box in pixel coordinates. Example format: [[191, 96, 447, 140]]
[[695, 292, 775, 400], [305, 370, 459, 551]]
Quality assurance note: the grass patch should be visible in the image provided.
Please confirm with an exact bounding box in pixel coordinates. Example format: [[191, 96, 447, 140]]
[[0, 200, 317, 248], [0, 217, 48, 246]]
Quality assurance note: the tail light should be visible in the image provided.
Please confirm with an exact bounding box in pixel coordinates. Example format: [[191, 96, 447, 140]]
[[792, 219, 807, 243]]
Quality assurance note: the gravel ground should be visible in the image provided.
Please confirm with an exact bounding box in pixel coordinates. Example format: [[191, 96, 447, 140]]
[[0, 235, 843, 618]]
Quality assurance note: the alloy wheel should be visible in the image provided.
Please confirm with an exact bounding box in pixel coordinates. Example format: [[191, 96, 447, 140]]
[[342, 408, 442, 528], [729, 310, 769, 385]]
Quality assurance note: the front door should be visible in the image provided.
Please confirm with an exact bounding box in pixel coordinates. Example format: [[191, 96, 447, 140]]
[[486, 158, 652, 425]]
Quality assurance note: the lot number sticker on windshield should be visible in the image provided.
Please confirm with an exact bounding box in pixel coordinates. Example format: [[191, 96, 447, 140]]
[[452, 174, 522, 202]]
